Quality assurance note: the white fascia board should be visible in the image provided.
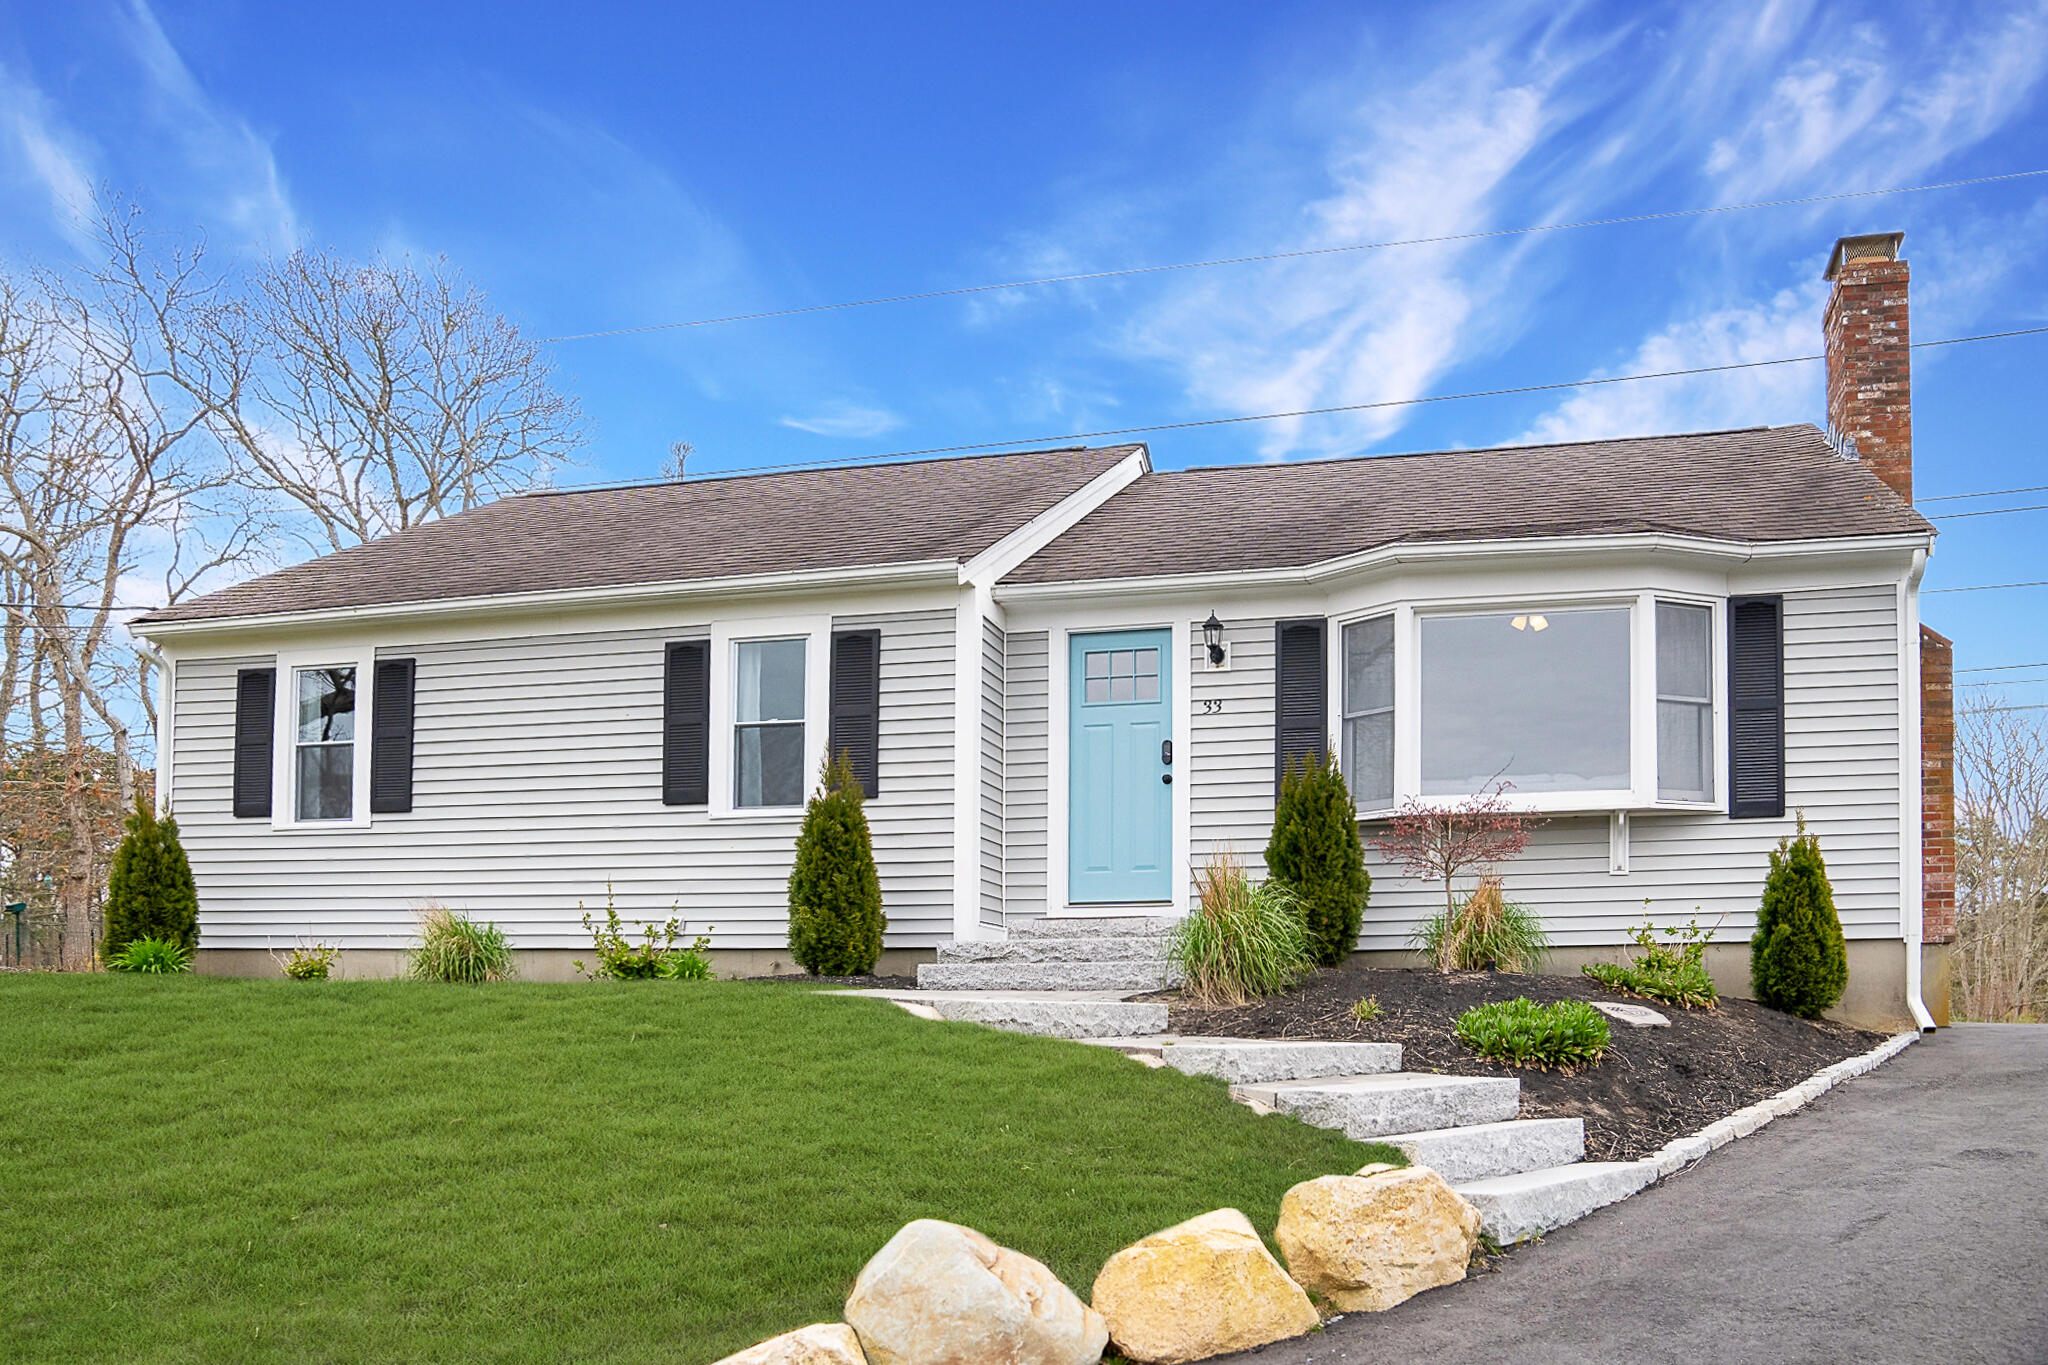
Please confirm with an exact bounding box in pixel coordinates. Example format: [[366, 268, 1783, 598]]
[[958, 446, 1151, 589], [131, 559, 962, 644], [991, 530, 1934, 603]]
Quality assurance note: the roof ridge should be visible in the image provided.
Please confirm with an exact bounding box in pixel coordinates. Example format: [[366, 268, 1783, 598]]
[[520, 443, 1139, 499], [1164, 424, 1813, 477]]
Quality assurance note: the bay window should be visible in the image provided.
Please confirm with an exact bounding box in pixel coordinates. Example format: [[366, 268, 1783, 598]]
[[1337, 596, 1720, 810], [734, 638, 806, 808]]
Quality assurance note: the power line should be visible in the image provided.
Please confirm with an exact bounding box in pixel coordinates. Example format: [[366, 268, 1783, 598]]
[[1920, 482, 2048, 503], [1958, 676, 2048, 688], [1929, 502, 2048, 521], [1927, 580, 2048, 594], [1956, 661, 2048, 674], [535, 168, 2048, 343]]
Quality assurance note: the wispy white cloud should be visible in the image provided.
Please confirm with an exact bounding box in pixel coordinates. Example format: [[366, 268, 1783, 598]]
[[119, 0, 298, 251], [778, 402, 904, 439], [0, 60, 101, 255]]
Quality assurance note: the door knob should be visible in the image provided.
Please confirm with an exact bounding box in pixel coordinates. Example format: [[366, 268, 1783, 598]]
[[1161, 774, 1172, 785]]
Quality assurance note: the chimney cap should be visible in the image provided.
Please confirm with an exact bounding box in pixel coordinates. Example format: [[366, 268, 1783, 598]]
[[1825, 231, 1906, 281]]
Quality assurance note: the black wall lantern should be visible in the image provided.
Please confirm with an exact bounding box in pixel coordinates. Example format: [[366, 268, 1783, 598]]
[[1202, 612, 1226, 666]]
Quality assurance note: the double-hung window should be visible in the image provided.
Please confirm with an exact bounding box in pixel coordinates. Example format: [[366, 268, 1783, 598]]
[[294, 666, 357, 821], [1655, 601, 1714, 801], [734, 638, 806, 808], [1340, 615, 1394, 810]]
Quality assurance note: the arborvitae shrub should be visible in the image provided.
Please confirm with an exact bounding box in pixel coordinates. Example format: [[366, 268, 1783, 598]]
[[788, 752, 885, 976], [1751, 821, 1849, 1019], [1264, 752, 1370, 968], [102, 797, 199, 962]]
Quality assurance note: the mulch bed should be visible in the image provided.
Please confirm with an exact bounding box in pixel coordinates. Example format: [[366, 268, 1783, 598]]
[[1150, 964, 1886, 1161]]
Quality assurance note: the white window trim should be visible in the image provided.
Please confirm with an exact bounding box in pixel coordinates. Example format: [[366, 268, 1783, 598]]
[[272, 646, 375, 831], [1329, 590, 1729, 816], [708, 612, 833, 819]]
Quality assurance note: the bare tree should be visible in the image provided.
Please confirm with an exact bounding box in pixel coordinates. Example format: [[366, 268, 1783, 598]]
[[0, 207, 252, 968], [1953, 693, 2048, 1021], [214, 250, 584, 551], [1369, 780, 1541, 971]]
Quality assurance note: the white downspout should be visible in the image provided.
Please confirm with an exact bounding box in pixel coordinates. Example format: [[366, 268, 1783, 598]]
[[1901, 548, 1936, 1032]]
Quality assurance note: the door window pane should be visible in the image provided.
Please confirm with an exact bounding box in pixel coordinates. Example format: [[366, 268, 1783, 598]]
[[294, 666, 355, 821], [735, 638, 805, 807], [1083, 648, 1159, 704], [1341, 616, 1395, 808], [1420, 608, 1631, 794], [1656, 601, 1714, 801]]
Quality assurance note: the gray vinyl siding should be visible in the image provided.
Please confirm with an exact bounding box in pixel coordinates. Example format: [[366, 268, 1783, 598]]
[[980, 620, 1005, 930], [1002, 630, 1050, 921], [1190, 621, 1278, 897], [171, 610, 956, 951]]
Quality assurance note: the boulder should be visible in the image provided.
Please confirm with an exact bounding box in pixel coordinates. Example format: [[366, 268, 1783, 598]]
[[844, 1219, 1107, 1365], [1089, 1209, 1319, 1364], [1274, 1165, 1480, 1313], [713, 1323, 869, 1365]]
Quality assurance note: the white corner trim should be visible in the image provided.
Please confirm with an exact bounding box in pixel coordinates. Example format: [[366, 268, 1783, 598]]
[[1900, 547, 1935, 1032], [952, 588, 989, 941], [960, 447, 1151, 588]]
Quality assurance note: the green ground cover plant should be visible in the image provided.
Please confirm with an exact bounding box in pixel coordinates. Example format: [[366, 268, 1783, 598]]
[[1169, 855, 1316, 1004], [1581, 914, 1720, 1009], [0, 976, 1399, 1364], [1454, 997, 1611, 1070], [278, 943, 341, 980], [105, 936, 193, 974]]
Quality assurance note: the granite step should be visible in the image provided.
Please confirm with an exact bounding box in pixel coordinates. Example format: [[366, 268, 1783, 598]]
[[1231, 1072, 1521, 1140], [1006, 916, 1182, 941], [1161, 1038, 1404, 1085], [1377, 1117, 1586, 1183], [1454, 1161, 1658, 1244], [916, 960, 1179, 992], [936, 937, 1172, 965]]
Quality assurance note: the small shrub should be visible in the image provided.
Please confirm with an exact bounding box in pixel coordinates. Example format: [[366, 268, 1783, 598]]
[[1751, 821, 1849, 1018], [1170, 854, 1317, 1005], [1265, 752, 1371, 967], [1454, 997, 1610, 1070], [101, 797, 199, 963], [280, 944, 341, 981], [787, 752, 886, 976], [408, 907, 516, 984], [1349, 995, 1382, 1023], [655, 943, 713, 981], [1410, 875, 1548, 972], [1581, 912, 1719, 1009], [107, 937, 194, 974]]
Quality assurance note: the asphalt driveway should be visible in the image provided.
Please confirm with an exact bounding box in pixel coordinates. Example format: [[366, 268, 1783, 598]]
[[1259, 1024, 2048, 1365]]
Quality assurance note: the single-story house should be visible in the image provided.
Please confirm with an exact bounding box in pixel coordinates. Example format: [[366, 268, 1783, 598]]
[[134, 232, 1953, 1028]]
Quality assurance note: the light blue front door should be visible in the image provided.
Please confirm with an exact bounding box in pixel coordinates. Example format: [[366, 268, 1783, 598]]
[[1069, 630, 1173, 903]]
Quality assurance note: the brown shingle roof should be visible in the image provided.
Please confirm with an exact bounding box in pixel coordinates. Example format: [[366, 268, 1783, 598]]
[[142, 445, 1138, 623], [1005, 425, 1932, 585]]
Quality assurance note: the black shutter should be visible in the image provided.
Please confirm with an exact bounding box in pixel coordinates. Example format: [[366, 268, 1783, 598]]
[[1274, 618, 1328, 791], [369, 658, 416, 814], [231, 667, 275, 819], [1728, 595, 1786, 819], [663, 641, 711, 806], [829, 628, 882, 799]]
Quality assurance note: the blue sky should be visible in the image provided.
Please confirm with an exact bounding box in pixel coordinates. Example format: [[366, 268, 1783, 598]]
[[3, 0, 2045, 695]]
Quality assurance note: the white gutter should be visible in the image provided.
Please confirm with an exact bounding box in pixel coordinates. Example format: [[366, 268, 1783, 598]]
[[1901, 546, 1937, 1033], [993, 530, 1936, 601], [130, 558, 963, 642]]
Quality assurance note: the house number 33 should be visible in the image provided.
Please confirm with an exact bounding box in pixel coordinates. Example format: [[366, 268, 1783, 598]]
[[1200, 699, 1225, 714]]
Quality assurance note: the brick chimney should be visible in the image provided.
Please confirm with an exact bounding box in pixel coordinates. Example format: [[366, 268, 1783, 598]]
[[1823, 231, 1912, 503]]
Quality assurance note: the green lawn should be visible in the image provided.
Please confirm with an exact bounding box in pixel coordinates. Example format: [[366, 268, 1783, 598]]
[[1, 976, 1397, 1364]]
